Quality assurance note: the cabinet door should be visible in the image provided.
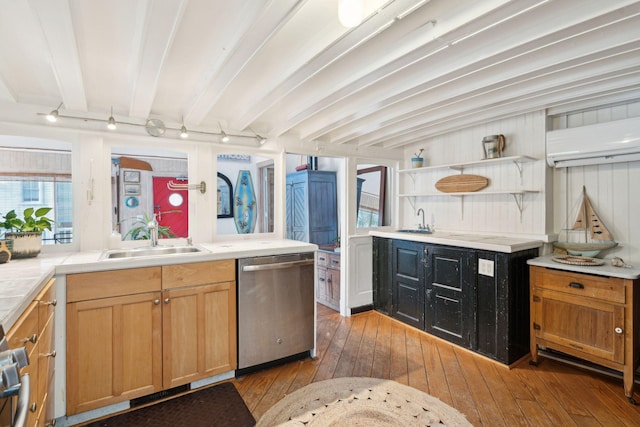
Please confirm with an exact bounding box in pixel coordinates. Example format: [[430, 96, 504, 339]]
[[391, 240, 425, 330], [373, 237, 392, 315], [163, 281, 237, 389], [307, 172, 338, 245], [66, 292, 163, 415], [425, 246, 476, 348], [532, 288, 625, 364], [286, 174, 309, 241]]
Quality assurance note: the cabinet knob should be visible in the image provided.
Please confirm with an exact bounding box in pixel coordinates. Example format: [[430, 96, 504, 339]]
[[45, 350, 57, 358], [154, 299, 160, 305], [22, 334, 37, 344], [615, 327, 623, 334], [164, 298, 170, 304], [45, 299, 57, 306], [30, 402, 37, 413], [276, 338, 283, 344], [45, 419, 57, 427]]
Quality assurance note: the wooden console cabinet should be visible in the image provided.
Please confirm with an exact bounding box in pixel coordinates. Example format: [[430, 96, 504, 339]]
[[530, 265, 640, 403]]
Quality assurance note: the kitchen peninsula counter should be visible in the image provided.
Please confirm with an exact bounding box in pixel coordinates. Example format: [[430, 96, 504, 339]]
[[0, 239, 317, 332]]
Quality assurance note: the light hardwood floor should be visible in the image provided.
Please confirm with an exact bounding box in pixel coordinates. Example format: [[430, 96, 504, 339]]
[[234, 304, 640, 426]]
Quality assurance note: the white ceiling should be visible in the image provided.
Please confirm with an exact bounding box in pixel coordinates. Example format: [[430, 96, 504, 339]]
[[0, 0, 638, 149]]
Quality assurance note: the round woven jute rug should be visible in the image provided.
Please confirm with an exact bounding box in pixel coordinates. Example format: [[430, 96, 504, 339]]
[[256, 377, 472, 426]]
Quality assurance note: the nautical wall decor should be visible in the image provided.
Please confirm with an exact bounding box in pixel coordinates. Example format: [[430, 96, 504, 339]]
[[234, 170, 257, 233]]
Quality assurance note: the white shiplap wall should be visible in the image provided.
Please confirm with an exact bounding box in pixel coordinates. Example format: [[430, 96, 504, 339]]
[[401, 110, 551, 240], [550, 101, 640, 265]]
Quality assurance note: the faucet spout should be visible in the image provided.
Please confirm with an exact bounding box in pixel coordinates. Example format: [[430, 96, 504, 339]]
[[147, 213, 159, 247], [417, 208, 426, 230]]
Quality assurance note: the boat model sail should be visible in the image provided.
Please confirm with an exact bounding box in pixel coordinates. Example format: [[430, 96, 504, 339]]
[[553, 186, 618, 256]]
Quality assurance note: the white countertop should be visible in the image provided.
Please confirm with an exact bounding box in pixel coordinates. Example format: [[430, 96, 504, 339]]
[[369, 230, 543, 253], [528, 255, 640, 280], [0, 239, 317, 332]]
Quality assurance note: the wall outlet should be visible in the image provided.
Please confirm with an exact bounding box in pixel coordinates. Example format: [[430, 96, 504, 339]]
[[478, 258, 494, 277]]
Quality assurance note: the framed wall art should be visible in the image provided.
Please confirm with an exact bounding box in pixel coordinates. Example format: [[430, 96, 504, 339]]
[[124, 184, 141, 196], [123, 170, 140, 183]]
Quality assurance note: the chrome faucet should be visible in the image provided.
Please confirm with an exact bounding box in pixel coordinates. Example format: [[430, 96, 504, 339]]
[[417, 208, 426, 230], [147, 213, 159, 247]]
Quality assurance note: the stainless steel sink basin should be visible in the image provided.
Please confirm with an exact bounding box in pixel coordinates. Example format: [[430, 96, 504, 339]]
[[396, 229, 432, 234], [100, 245, 206, 260]]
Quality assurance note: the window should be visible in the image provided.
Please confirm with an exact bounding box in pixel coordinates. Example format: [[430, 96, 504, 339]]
[[22, 181, 40, 202]]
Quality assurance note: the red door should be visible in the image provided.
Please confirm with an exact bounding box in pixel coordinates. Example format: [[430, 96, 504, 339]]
[[153, 177, 188, 238]]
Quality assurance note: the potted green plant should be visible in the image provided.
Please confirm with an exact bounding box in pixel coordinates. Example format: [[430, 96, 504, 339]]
[[123, 213, 176, 241], [411, 148, 424, 168], [0, 207, 54, 258]]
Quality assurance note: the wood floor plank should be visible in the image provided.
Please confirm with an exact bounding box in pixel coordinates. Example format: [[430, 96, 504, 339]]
[[235, 306, 639, 427], [352, 312, 379, 377], [420, 334, 453, 405], [371, 312, 392, 379], [437, 340, 482, 425], [405, 327, 428, 392], [389, 323, 408, 385], [453, 346, 509, 426], [333, 313, 367, 378]]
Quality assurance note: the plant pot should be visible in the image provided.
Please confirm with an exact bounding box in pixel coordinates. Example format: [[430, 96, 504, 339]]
[[411, 157, 424, 168], [4, 231, 43, 258]]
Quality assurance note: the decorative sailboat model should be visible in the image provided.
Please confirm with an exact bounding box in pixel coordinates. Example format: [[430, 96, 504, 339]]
[[553, 186, 618, 257]]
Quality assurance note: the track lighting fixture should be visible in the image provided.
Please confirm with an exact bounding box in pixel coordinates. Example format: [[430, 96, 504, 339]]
[[46, 102, 63, 123], [107, 107, 117, 130], [41, 106, 259, 144]]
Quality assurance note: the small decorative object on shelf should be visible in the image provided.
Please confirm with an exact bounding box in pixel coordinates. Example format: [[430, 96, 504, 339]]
[[482, 134, 506, 159], [411, 148, 424, 168]]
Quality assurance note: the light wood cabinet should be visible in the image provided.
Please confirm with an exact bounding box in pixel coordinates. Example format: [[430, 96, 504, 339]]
[[316, 250, 340, 310], [162, 260, 236, 389], [530, 266, 639, 402], [66, 260, 236, 415], [6, 278, 56, 427]]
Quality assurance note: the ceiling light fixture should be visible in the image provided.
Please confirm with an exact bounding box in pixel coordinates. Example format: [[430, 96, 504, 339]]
[[180, 117, 188, 138], [107, 107, 117, 130], [256, 135, 267, 145], [338, 0, 363, 28], [46, 102, 63, 123], [219, 123, 230, 143]]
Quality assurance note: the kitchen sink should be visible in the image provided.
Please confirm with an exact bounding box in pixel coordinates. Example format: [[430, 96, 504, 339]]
[[100, 245, 207, 260], [396, 229, 432, 234]]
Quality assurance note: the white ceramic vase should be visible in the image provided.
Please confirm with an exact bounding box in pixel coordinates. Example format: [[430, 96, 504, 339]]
[[4, 232, 43, 258]]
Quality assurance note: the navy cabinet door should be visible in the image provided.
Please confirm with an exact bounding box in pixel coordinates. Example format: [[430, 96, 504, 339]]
[[425, 245, 476, 348], [391, 239, 425, 330]]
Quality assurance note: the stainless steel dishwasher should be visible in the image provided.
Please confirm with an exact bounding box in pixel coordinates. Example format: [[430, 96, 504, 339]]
[[237, 252, 315, 373]]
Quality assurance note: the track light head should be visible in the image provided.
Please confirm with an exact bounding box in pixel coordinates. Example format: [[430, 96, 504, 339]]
[[180, 124, 189, 139], [107, 107, 116, 130], [256, 135, 267, 145], [221, 131, 229, 143], [46, 102, 63, 122]]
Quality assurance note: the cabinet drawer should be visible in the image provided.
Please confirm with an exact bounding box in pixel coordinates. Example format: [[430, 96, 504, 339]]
[[36, 279, 56, 329], [162, 259, 235, 289], [317, 252, 329, 267], [532, 267, 625, 304], [7, 301, 38, 352], [328, 253, 341, 269], [67, 267, 161, 302]]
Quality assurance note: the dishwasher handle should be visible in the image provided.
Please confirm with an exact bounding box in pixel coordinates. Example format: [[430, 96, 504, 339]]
[[241, 259, 314, 272], [13, 373, 30, 427]]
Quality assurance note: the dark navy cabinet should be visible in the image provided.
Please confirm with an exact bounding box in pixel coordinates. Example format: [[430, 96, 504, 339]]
[[372, 237, 392, 315], [285, 170, 337, 245], [373, 237, 538, 364], [425, 245, 476, 349], [391, 239, 426, 330]]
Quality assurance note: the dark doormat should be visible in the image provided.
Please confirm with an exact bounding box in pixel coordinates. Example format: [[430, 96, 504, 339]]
[[85, 382, 255, 427]]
